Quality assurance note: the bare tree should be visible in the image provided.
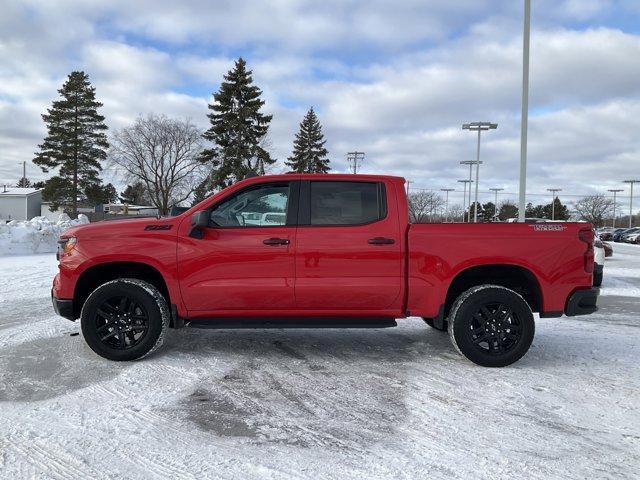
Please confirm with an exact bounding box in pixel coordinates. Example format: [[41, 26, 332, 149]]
[[447, 204, 465, 222], [110, 114, 205, 215], [573, 195, 615, 227], [408, 191, 445, 223]]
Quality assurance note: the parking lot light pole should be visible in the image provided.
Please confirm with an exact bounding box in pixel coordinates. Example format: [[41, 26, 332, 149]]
[[460, 160, 482, 222], [518, 0, 531, 223], [547, 188, 562, 220], [441, 188, 455, 222], [624, 180, 639, 227], [608, 189, 623, 228], [458, 179, 472, 222], [489, 188, 504, 221], [462, 122, 497, 222]]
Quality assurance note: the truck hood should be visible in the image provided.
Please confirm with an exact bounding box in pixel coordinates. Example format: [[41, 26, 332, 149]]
[[62, 216, 181, 239]]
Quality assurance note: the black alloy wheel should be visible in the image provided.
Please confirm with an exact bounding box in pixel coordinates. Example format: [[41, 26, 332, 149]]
[[448, 285, 535, 367], [95, 295, 150, 350], [81, 279, 169, 361]]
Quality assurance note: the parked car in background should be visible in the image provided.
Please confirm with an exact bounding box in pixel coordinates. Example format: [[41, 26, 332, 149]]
[[613, 228, 634, 242], [625, 232, 640, 244], [602, 241, 613, 257], [619, 227, 640, 243], [593, 239, 605, 287], [597, 228, 615, 241]]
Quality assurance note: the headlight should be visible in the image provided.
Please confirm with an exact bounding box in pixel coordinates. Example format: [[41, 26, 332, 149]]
[[57, 236, 77, 256]]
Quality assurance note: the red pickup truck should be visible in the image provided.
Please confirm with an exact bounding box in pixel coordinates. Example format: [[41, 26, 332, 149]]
[[52, 174, 599, 367]]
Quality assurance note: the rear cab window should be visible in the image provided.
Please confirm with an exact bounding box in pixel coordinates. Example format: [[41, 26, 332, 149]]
[[308, 181, 386, 226]]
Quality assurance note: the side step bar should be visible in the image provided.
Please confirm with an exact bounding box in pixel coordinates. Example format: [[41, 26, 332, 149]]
[[186, 317, 398, 329]]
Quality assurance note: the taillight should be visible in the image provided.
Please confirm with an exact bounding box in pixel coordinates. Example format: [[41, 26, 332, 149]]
[[579, 228, 594, 273]]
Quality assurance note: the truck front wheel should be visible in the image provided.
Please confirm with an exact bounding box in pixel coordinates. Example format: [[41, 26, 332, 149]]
[[80, 279, 170, 361], [448, 285, 535, 367]]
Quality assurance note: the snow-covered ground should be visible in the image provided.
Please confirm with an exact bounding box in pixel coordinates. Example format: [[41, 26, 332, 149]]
[[1, 245, 639, 479]]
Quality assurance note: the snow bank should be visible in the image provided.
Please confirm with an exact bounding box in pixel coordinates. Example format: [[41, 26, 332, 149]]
[[0, 214, 89, 256]]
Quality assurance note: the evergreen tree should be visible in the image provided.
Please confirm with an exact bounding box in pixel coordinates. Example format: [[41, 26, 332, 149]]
[[16, 177, 31, 187], [120, 182, 149, 205], [32, 180, 46, 189], [468, 201, 484, 221], [499, 202, 519, 221], [191, 179, 209, 206], [33, 71, 108, 216], [86, 183, 117, 205], [201, 58, 274, 188], [542, 197, 570, 220], [481, 201, 496, 221], [286, 107, 330, 173]]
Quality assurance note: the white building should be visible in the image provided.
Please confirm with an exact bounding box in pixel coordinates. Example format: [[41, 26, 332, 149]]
[[0, 186, 42, 221]]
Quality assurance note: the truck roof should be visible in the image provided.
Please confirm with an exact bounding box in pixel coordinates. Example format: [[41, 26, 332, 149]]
[[240, 173, 406, 183]]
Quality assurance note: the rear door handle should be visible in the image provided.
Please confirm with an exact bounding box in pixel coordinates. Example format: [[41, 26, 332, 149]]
[[263, 238, 290, 246], [368, 237, 395, 245]]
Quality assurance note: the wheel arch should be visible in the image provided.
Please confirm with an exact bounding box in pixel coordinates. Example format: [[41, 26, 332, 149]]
[[73, 262, 170, 319], [444, 264, 542, 318]]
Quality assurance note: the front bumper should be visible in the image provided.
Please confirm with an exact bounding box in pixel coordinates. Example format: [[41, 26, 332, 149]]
[[565, 287, 599, 316], [51, 289, 75, 321]]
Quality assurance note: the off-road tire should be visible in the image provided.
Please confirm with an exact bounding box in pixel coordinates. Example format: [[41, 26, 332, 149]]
[[81, 278, 170, 361], [448, 285, 535, 367]]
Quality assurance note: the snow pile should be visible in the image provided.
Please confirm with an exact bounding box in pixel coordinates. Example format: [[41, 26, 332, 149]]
[[0, 214, 89, 255]]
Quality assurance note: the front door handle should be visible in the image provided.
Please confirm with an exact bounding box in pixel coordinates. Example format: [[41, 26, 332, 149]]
[[368, 237, 395, 245], [263, 237, 290, 246]]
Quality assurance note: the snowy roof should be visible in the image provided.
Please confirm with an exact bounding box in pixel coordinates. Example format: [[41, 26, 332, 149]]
[[0, 187, 41, 197]]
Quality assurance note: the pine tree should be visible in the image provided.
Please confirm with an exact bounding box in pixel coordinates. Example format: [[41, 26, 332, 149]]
[[201, 58, 274, 188], [33, 71, 108, 216], [120, 182, 149, 205], [286, 107, 330, 173], [16, 177, 31, 187]]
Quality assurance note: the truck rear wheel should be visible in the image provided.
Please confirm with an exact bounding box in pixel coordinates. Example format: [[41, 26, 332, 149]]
[[80, 279, 170, 361], [448, 285, 534, 367]]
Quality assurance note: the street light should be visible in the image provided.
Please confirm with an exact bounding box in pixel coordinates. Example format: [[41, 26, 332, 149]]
[[460, 160, 482, 222], [608, 189, 623, 228], [623, 180, 640, 227], [462, 122, 497, 222], [458, 179, 472, 222], [441, 188, 455, 222], [489, 188, 504, 221], [518, 0, 531, 222], [547, 188, 562, 220]]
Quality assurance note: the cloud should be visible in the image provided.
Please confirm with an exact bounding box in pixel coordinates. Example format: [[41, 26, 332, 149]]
[[0, 0, 638, 211]]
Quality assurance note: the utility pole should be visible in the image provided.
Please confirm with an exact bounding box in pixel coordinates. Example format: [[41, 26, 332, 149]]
[[624, 180, 639, 227], [462, 122, 497, 222], [608, 189, 623, 228], [346, 151, 365, 174], [518, 0, 531, 222], [458, 179, 472, 222], [489, 188, 504, 221], [441, 188, 455, 222], [547, 188, 562, 220]]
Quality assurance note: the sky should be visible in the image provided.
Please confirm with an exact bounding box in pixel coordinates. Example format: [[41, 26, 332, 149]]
[[1, 0, 639, 210]]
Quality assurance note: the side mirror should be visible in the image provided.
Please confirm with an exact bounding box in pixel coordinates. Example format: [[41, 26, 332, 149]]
[[189, 211, 209, 239]]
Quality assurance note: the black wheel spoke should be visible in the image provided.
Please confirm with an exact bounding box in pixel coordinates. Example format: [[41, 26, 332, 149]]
[[94, 295, 149, 350], [100, 329, 118, 342]]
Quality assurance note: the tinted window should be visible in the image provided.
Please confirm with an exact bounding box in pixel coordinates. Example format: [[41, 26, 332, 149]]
[[310, 181, 383, 225], [210, 183, 289, 227]]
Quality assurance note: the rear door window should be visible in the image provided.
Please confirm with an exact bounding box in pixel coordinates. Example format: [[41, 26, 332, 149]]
[[309, 181, 385, 225]]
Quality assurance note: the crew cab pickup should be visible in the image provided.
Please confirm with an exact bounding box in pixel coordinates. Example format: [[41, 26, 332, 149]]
[[52, 174, 599, 366]]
